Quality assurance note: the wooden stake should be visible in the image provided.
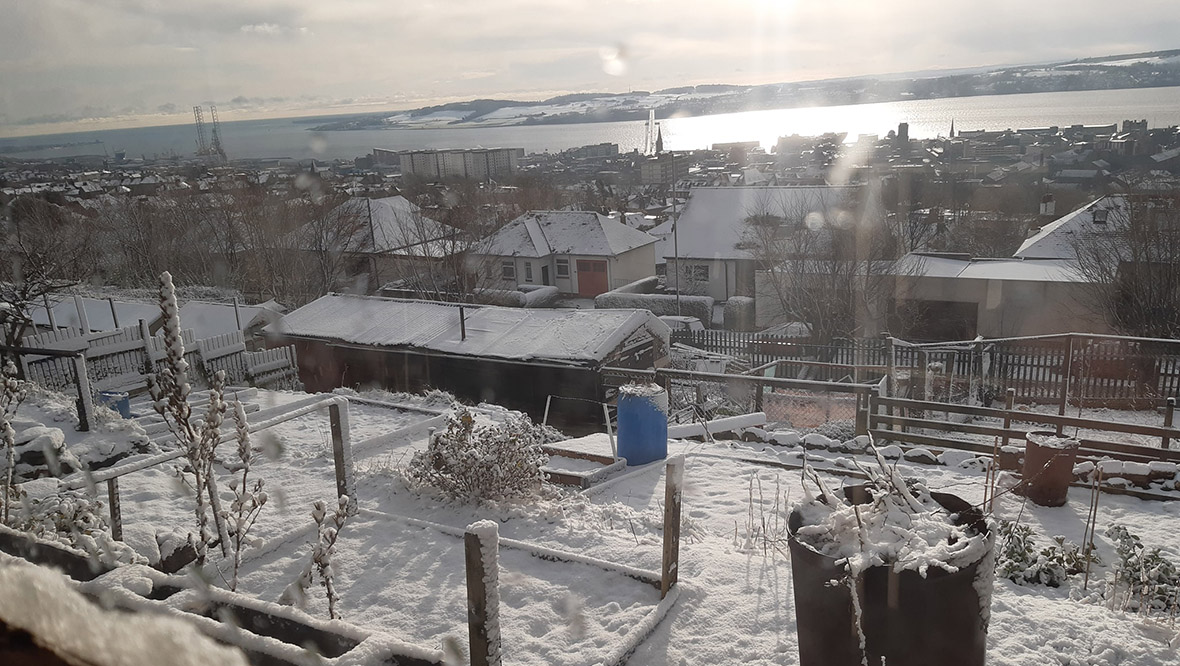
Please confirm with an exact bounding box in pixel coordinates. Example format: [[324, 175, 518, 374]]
[[465, 523, 501, 666], [329, 399, 356, 512], [661, 455, 684, 599], [106, 478, 122, 541], [72, 355, 94, 432]]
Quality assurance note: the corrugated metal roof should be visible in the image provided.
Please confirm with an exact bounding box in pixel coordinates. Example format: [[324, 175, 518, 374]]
[[268, 294, 669, 364]]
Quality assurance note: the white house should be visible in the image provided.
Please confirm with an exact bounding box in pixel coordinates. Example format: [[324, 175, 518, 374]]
[[475, 210, 657, 297], [663, 186, 855, 302]]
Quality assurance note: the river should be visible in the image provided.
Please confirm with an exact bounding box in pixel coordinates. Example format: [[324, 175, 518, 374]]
[[4, 86, 1180, 162]]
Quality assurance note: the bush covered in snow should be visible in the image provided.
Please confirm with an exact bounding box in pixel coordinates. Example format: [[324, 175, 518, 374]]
[[1106, 524, 1179, 614], [723, 296, 755, 332], [594, 290, 713, 327], [406, 406, 548, 501], [996, 521, 1088, 588], [10, 490, 140, 566]]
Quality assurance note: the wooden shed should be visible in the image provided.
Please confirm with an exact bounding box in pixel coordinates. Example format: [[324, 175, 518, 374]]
[[265, 294, 669, 425]]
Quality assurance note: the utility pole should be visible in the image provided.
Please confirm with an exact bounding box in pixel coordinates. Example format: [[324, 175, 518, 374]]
[[672, 151, 681, 316]]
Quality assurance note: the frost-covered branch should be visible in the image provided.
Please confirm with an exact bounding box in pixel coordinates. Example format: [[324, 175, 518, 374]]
[[146, 271, 229, 564], [224, 399, 267, 591], [280, 495, 350, 619]]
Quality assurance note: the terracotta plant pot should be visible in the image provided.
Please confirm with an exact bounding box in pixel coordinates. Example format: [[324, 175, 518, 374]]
[[787, 486, 994, 666], [1021, 431, 1080, 507]]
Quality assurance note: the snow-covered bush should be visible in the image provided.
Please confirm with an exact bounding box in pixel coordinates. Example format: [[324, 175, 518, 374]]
[[280, 495, 350, 619], [11, 490, 140, 566], [723, 296, 755, 332], [805, 419, 857, 442], [1106, 524, 1179, 614], [594, 290, 714, 326], [1, 359, 31, 522], [406, 406, 548, 502], [996, 521, 1087, 588]]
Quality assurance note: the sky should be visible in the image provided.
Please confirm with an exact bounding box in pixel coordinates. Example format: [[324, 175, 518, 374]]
[[2, 0, 1179, 138]]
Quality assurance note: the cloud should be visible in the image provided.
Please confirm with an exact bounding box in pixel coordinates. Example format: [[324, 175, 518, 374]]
[[241, 23, 284, 35], [3, 0, 1180, 135]]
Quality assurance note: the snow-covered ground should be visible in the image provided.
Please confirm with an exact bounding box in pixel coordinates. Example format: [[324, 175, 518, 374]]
[[9, 388, 1180, 665]]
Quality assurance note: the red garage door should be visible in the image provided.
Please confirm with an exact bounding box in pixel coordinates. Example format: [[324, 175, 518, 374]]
[[576, 260, 608, 296]]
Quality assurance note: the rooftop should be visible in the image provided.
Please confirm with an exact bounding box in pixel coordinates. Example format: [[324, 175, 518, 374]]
[[267, 293, 669, 365], [1014, 195, 1127, 260], [482, 210, 657, 258]]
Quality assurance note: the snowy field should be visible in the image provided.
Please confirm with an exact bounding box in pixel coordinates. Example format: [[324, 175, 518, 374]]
[[11, 388, 1180, 665]]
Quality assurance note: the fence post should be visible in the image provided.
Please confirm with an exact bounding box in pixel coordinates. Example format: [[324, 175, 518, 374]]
[[753, 377, 763, 413], [602, 402, 617, 460], [1001, 388, 1016, 450], [139, 319, 154, 375], [328, 399, 356, 512], [858, 388, 877, 436], [661, 455, 684, 599], [106, 477, 123, 541], [1057, 334, 1075, 436], [44, 294, 58, 329], [73, 295, 90, 334], [72, 354, 94, 432], [1164, 397, 1176, 450], [465, 521, 502, 666]]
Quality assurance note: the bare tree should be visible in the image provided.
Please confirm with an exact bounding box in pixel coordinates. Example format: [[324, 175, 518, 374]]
[[931, 210, 1033, 258], [1072, 192, 1180, 338], [0, 198, 95, 349], [374, 207, 501, 301], [743, 185, 918, 343]]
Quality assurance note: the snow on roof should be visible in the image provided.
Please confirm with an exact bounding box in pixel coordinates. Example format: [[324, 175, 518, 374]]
[[1014, 195, 1127, 260], [268, 293, 669, 365], [668, 186, 854, 260], [895, 254, 1088, 283], [482, 211, 657, 258], [177, 300, 284, 339], [29, 297, 161, 332], [288, 196, 455, 255]]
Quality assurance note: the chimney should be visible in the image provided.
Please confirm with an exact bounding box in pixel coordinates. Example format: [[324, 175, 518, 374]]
[[459, 305, 467, 341]]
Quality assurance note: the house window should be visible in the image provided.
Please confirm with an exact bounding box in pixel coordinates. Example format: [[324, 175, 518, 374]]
[[524, 262, 533, 282], [556, 258, 570, 278], [501, 261, 515, 279], [691, 264, 709, 281]]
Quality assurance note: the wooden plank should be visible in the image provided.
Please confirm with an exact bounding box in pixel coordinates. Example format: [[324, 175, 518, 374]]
[[869, 429, 997, 455], [877, 395, 1180, 439]]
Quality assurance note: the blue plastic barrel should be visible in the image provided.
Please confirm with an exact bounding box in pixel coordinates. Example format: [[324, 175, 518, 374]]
[[616, 384, 669, 465], [97, 390, 132, 419]]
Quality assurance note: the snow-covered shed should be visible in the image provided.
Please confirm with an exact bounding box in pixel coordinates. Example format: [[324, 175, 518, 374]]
[[265, 294, 669, 423]]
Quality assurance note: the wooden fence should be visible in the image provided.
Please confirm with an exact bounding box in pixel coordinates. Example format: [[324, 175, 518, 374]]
[[670, 331, 1180, 409], [867, 390, 1180, 467], [20, 324, 300, 394]]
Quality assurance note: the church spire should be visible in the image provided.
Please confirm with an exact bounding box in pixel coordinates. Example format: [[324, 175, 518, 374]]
[[950, 118, 955, 138], [655, 123, 664, 154]]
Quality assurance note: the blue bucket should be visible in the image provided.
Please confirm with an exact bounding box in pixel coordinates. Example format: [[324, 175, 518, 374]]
[[97, 390, 132, 419], [616, 384, 669, 466]]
